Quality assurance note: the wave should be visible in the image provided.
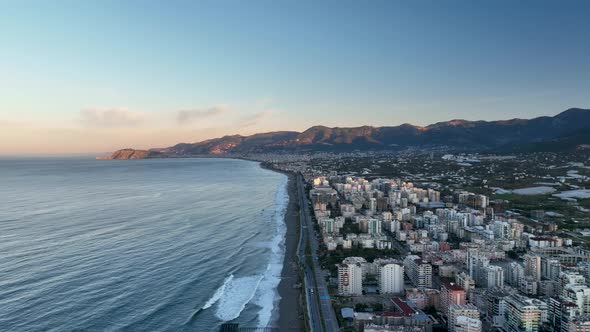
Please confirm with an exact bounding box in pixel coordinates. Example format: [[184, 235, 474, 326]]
[[202, 274, 234, 309], [214, 275, 264, 321], [253, 175, 289, 327], [193, 174, 288, 326], [237, 230, 262, 248]]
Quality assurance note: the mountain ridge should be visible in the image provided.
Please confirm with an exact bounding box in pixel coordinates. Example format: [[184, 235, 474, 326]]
[[100, 108, 590, 159]]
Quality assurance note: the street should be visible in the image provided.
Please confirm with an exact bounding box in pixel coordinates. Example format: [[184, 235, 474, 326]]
[[296, 174, 339, 332]]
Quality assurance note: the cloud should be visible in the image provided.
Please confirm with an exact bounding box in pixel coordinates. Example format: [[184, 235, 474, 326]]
[[0, 120, 31, 128], [176, 105, 230, 125], [80, 108, 145, 127], [239, 110, 273, 127]]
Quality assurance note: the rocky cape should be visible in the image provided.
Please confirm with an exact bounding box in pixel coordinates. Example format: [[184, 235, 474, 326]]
[[100, 108, 590, 159], [97, 149, 164, 160]]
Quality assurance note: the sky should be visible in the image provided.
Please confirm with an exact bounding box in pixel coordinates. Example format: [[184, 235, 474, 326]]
[[1, 0, 589, 155]]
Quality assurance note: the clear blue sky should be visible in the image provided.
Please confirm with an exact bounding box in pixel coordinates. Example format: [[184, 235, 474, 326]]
[[1, 0, 589, 153]]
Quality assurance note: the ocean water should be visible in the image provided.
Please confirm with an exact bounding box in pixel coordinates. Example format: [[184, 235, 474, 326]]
[[0, 157, 288, 332]]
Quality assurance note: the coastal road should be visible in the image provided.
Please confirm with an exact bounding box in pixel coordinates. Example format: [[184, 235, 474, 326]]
[[296, 174, 339, 332]]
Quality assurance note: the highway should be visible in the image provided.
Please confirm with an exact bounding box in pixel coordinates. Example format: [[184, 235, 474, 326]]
[[296, 174, 339, 332]]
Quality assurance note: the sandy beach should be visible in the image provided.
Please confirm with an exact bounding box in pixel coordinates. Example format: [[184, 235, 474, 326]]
[[277, 173, 304, 331]]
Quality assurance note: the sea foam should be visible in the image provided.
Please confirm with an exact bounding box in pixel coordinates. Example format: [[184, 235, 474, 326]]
[[214, 275, 264, 321], [202, 274, 234, 309], [253, 175, 288, 327], [199, 174, 288, 326]]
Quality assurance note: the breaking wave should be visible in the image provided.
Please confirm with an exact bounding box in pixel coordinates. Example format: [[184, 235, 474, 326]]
[[202, 274, 234, 310], [214, 275, 264, 321], [203, 175, 289, 327], [253, 175, 288, 327]]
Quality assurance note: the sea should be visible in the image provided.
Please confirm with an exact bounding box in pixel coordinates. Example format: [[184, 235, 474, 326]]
[[0, 157, 289, 332]]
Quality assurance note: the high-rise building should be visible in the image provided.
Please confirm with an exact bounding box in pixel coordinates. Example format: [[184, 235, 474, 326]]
[[468, 253, 489, 286], [338, 263, 363, 295], [564, 284, 590, 314], [369, 197, 377, 213], [524, 254, 542, 282], [454, 316, 482, 332], [487, 288, 510, 328], [577, 262, 590, 283], [368, 218, 381, 235], [456, 272, 476, 296], [492, 220, 512, 240], [541, 280, 559, 297], [559, 272, 586, 297], [322, 218, 336, 234], [448, 304, 480, 332], [404, 255, 432, 288], [569, 316, 590, 332], [520, 276, 539, 296], [504, 294, 541, 332], [484, 265, 504, 289], [549, 297, 579, 332], [381, 211, 393, 222], [542, 257, 562, 281], [379, 263, 404, 294], [428, 189, 441, 203], [441, 281, 467, 316], [507, 262, 525, 286]]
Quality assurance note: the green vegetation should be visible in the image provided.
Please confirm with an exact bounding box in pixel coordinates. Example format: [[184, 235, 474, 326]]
[[365, 275, 377, 283], [354, 302, 383, 312], [319, 246, 400, 275], [341, 221, 361, 234], [493, 192, 590, 224], [354, 303, 368, 312], [424, 305, 438, 316], [372, 303, 384, 312], [506, 250, 520, 259]]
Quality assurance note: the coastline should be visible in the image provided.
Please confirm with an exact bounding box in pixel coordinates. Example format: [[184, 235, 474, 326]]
[[93, 156, 304, 330], [261, 163, 304, 331]]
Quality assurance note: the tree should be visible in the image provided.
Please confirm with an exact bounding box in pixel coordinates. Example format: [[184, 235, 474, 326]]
[[355, 303, 368, 312]]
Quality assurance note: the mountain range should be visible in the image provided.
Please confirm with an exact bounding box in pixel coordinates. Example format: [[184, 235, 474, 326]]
[[100, 108, 590, 159]]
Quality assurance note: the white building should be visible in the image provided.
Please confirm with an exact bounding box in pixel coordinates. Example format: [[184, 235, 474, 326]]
[[368, 218, 381, 235], [456, 272, 476, 294], [404, 255, 432, 288], [468, 254, 489, 286], [542, 258, 562, 281], [564, 284, 590, 315], [449, 304, 480, 332], [379, 263, 404, 294], [338, 263, 363, 295], [484, 265, 504, 289], [504, 294, 542, 332], [507, 262, 525, 286], [569, 316, 590, 332], [559, 271, 586, 297], [454, 316, 482, 332], [369, 197, 377, 213]]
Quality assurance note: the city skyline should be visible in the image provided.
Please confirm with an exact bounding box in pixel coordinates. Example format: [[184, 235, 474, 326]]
[[2, 0, 590, 154]]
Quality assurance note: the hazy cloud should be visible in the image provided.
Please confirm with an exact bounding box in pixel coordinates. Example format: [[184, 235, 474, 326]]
[[176, 105, 230, 125], [80, 108, 145, 127], [239, 110, 273, 127], [0, 120, 30, 128]]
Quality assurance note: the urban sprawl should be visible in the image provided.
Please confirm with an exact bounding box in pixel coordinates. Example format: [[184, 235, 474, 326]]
[[254, 151, 590, 332]]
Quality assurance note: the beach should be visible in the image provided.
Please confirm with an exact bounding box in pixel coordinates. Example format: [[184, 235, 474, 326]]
[[277, 173, 304, 331]]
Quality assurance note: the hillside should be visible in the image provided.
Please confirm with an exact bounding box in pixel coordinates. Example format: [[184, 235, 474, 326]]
[[101, 108, 590, 159], [96, 149, 163, 160]]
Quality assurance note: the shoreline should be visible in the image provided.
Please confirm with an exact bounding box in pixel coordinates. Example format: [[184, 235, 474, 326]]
[[94, 157, 304, 330], [262, 163, 304, 331]]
